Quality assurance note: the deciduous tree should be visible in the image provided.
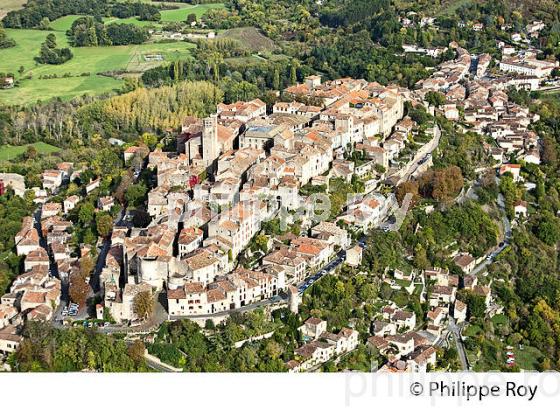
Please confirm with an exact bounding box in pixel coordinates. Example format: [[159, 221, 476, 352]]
[[69, 273, 90, 305], [96, 213, 113, 238], [133, 291, 154, 320]]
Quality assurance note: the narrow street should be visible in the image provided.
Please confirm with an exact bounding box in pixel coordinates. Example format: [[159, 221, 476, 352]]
[[397, 124, 441, 184], [297, 249, 347, 294], [464, 182, 513, 277], [168, 294, 284, 322], [448, 317, 469, 370], [89, 208, 126, 295]]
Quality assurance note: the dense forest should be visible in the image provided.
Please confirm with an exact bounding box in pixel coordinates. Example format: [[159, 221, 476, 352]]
[[11, 322, 148, 372], [148, 312, 291, 371], [79, 80, 222, 137], [198, 0, 560, 81], [0, 80, 222, 145], [111, 2, 161, 21], [199, 0, 436, 86], [152, 0, 218, 4]]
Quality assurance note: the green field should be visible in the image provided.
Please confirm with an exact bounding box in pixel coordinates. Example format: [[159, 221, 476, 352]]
[[160, 4, 225, 22], [48, 14, 156, 31], [436, 0, 474, 16], [50, 3, 226, 28], [48, 15, 84, 31], [394, 0, 473, 17], [221, 27, 278, 53], [0, 75, 122, 105], [3, 25, 196, 74], [0, 24, 195, 104], [0, 28, 195, 104], [513, 345, 543, 371], [102, 16, 158, 27], [105, 3, 225, 24], [0, 142, 61, 161], [0, 4, 224, 104]]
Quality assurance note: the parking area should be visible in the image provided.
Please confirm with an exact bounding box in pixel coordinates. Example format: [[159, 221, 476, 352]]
[[61, 302, 80, 318], [298, 251, 346, 294]]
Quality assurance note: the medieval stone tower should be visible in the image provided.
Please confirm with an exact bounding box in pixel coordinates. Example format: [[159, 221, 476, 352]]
[[202, 114, 219, 170]]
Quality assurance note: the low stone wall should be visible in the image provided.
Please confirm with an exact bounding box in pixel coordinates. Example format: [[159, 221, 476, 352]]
[[233, 330, 275, 348], [144, 350, 183, 372]]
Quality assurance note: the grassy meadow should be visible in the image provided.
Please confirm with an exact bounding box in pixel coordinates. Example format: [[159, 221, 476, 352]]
[[159, 3, 225, 21], [0, 3, 224, 105], [47, 3, 226, 29], [0, 142, 61, 161], [0, 27, 196, 104]]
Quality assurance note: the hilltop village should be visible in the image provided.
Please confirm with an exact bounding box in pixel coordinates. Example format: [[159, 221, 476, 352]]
[[0, 26, 554, 371]]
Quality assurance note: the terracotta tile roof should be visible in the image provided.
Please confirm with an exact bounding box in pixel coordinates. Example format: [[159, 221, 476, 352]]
[[184, 249, 219, 271], [184, 282, 205, 293], [367, 335, 389, 349], [207, 288, 226, 303], [386, 333, 414, 345], [427, 307, 444, 321], [19, 229, 40, 246], [392, 310, 414, 321], [473, 285, 490, 296], [167, 288, 186, 299], [432, 285, 455, 295], [409, 346, 436, 364], [178, 227, 203, 244], [305, 317, 323, 326], [22, 290, 47, 304], [28, 304, 52, 320], [453, 253, 475, 268], [455, 299, 467, 312], [25, 248, 49, 261], [409, 331, 430, 347]]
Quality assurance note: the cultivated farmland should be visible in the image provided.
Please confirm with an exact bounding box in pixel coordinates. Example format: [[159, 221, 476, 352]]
[[0, 4, 224, 105]]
